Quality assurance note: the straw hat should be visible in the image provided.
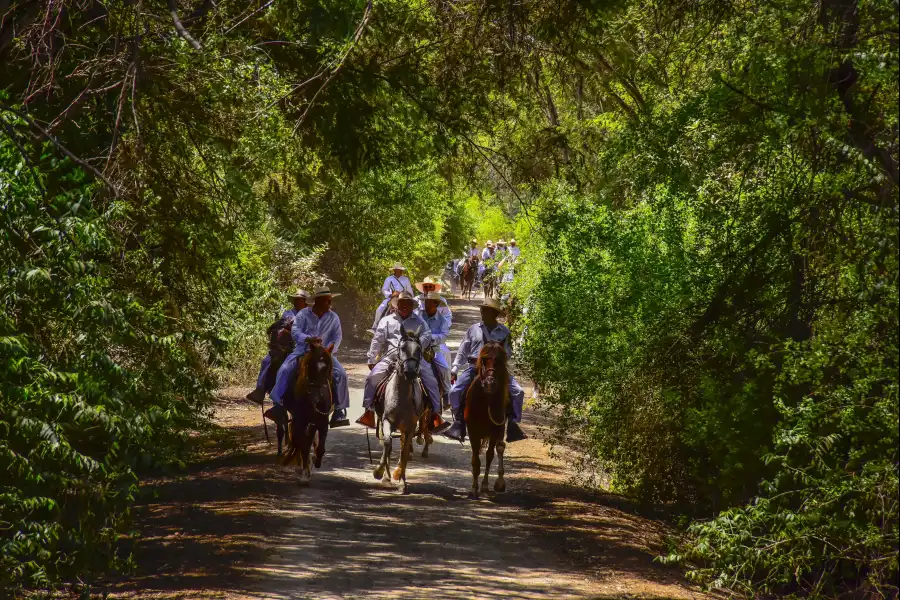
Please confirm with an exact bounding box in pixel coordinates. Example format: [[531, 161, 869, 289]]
[[480, 297, 503, 312], [390, 290, 416, 309], [390, 263, 407, 271], [510, 239, 517, 244], [414, 276, 443, 293], [486, 240, 494, 247], [308, 286, 341, 301], [423, 291, 444, 302], [497, 239, 507, 245], [288, 288, 310, 299], [470, 238, 478, 244]]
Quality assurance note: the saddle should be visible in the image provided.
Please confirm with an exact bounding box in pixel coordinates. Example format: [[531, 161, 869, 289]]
[[373, 362, 436, 415]]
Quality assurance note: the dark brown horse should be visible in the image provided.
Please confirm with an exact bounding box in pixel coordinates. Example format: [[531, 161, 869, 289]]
[[464, 341, 509, 499], [460, 256, 478, 299], [282, 342, 334, 484]]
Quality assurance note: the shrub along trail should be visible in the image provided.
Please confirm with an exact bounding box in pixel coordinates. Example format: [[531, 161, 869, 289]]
[[108, 299, 708, 599]]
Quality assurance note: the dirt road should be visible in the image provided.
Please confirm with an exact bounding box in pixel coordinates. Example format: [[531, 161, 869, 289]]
[[109, 300, 708, 600]]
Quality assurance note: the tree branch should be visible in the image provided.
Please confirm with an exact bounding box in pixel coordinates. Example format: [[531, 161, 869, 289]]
[[168, 0, 202, 50]]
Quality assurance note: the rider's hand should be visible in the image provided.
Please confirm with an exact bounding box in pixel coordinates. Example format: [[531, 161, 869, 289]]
[[368, 363, 375, 371], [450, 373, 457, 385]]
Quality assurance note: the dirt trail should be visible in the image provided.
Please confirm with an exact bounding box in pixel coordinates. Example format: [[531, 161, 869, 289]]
[[109, 300, 709, 600]]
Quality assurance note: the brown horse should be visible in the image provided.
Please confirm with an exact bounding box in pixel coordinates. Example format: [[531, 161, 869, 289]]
[[282, 342, 334, 484], [464, 341, 509, 499], [460, 256, 478, 300]]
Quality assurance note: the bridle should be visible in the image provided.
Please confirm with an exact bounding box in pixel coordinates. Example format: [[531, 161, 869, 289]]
[[478, 346, 507, 427]]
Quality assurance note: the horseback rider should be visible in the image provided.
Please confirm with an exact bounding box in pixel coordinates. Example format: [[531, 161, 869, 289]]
[[479, 240, 497, 279], [245, 289, 309, 405], [466, 239, 480, 259], [370, 263, 414, 333], [496, 239, 508, 259], [508, 238, 520, 259], [357, 291, 448, 432], [269, 286, 351, 428], [415, 276, 452, 323], [443, 297, 527, 443], [415, 291, 452, 410]]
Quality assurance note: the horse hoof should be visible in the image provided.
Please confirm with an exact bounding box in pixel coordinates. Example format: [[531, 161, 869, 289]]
[[415, 436, 423, 446], [401, 485, 409, 495], [421, 449, 429, 458], [314, 454, 323, 469], [392, 467, 402, 481], [494, 479, 506, 493], [480, 481, 490, 494], [373, 466, 384, 480]]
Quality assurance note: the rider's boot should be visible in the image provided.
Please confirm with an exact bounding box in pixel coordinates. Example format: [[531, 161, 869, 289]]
[[505, 405, 527, 442], [356, 409, 377, 429], [264, 402, 289, 427], [430, 412, 450, 434], [245, 387, 266, 405], [443, 403, 466, 442], [329, 408, 350, 428]]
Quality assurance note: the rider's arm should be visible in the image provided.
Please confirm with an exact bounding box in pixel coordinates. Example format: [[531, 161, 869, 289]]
[[367, 318, 387, 364], [431, 313, 450, 347], [381, 276, 393, 299], [327, 312, 342, 354], [290, 310, 311, 347], [402, 276, 414, 295], [416, 316, 433, 350], [452, 327, 472, 374]]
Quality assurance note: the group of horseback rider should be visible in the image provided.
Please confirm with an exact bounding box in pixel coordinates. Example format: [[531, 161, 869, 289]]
[[454, 238, 520, 293], [245, 261, 526, 446]]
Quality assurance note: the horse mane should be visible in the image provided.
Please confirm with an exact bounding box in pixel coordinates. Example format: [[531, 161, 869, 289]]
[[296, 345, 333, 394]]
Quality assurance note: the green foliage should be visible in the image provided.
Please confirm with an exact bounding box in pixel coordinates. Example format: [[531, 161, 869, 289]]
[[1, 136, 216, 593]]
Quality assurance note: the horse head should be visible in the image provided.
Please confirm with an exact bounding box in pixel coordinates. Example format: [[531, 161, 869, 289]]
[[476, 341, 508, 395], [296, 343, 334, 414], [397, 326, 423, 382]]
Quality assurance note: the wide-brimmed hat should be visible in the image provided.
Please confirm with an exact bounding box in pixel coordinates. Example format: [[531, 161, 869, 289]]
[[480, 297, 503, 313], [423, 291, 444, 303], [470, 238, 477, 244], [497, 239, 507, 245], [390, 290, 416, 309], [308, 286, 341, 301], [510, 239, 517, 244], [390, 263, 407, 271], [288, 288, 310, 299], [414, 276, 443, 293], [486, 240, 494, 247]]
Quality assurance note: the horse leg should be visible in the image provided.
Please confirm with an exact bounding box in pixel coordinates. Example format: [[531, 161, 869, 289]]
[[422, 418, 433, 459], [394, 431, 411, 495], [415, 409, 426, 446], [470, 437, 482, 499], [393, 429, 405, 481], [314, 421, 327, 469], [276, 422, 284, 457], [380, 422, 394, 486], [481, 438, 495, 494], [374, 419, 390, 482], [494, 439, 507, 492]]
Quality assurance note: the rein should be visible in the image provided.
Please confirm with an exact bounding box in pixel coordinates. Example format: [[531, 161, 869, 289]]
[[480, 366, 508, 427]]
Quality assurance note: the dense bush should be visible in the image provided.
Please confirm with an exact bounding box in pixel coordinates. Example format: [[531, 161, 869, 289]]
[[507, 0, 899, 594]]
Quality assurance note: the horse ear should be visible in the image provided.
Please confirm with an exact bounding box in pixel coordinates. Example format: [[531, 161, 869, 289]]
[[326, 342, 334, 354]]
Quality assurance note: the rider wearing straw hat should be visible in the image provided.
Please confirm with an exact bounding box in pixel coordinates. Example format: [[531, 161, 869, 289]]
[[357, 291, 448, 432], [444, 297, 527, 443], [415, 276, 452, 322], [246, 289, 309, 405], [370, 263, 414, 332], [415, 290, 452, 408], [466, 239, 480, 258], [270, 286, 351, 428]]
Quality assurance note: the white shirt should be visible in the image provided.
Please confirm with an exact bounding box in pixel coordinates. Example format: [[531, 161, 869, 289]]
[[452, 322, 512, 373], [415, 294, 452, 325], [481, 247, 496, 262], [508, 246, 521, 258], [367, 312, 433, 364], [290, 307, 343, 357], [381, 275, 413, 299]]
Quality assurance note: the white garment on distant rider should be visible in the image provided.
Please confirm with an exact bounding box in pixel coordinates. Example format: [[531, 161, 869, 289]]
[[415, 307, 451, 395], [371, 274, 414, 329]]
